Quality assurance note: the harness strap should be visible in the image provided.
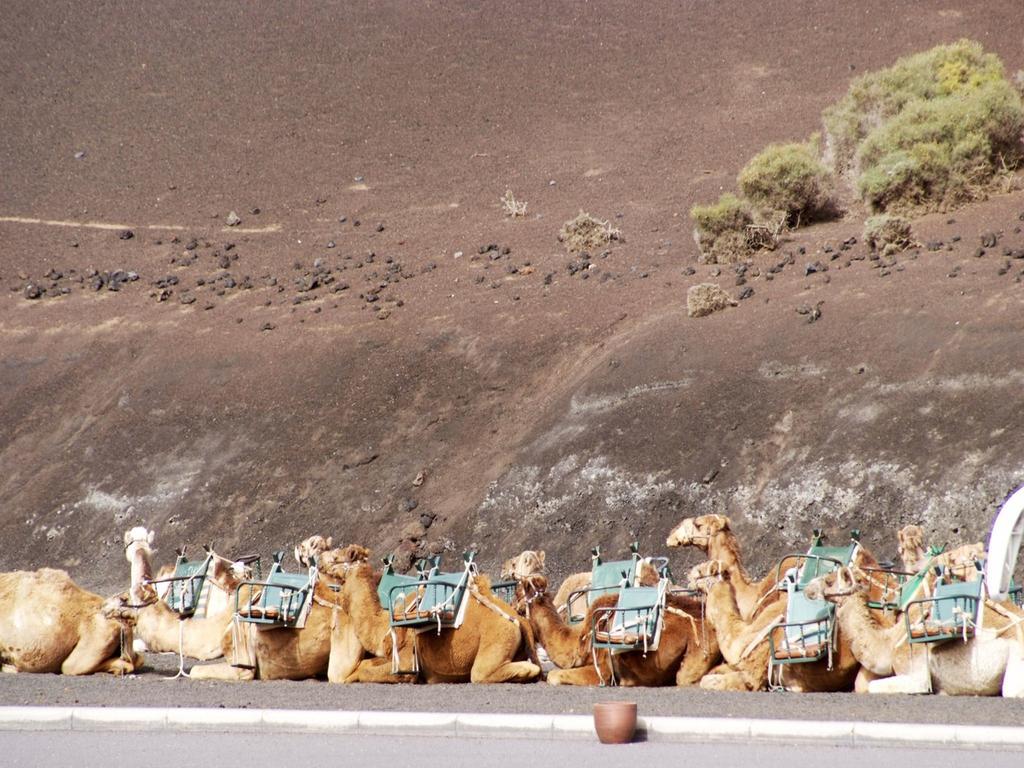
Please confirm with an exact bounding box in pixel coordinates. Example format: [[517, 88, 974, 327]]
[[470, 585, 518, 624], [740, 617, 783, 661]]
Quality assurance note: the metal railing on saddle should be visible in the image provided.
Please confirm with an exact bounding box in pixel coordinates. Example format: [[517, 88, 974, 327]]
[[769, 530, 862, 667], [234, 551, 317, 628]]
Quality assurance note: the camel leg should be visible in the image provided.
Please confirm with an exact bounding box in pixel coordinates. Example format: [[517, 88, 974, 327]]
[[470, 659, 541, 683], [345, 656, 415, 684], [676, 643, 720, 686], [327, 617, 364, 683], [61, 624, 123, 676], [188, 662, 255, 681], [855, 667, 881, 693], [547, 665, 604, 686], [699, 663, 755, 692]]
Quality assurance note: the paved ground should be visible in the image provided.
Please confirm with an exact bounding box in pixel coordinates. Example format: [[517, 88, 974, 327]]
[[2, 654, 1024, 725], [7, 731, 1024, 768]]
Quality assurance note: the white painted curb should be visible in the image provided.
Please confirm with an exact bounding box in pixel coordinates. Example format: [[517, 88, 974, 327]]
[[0, 707, 1021, 748]]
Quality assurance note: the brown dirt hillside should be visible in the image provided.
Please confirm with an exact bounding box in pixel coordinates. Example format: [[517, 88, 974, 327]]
[[2, 1, 1023, 590]]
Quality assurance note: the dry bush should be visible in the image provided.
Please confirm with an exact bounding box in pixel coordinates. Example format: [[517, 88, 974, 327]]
[[558, 211, 622, 253], [501, 189, 527, 217], [690, 195, 785, 263], [686, 283, 737, 318], [864, 214, 915, 256]]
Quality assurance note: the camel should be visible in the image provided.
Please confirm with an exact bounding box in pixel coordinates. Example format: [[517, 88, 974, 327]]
[[513, 573, 719, 686], [667, 515, 781, 620], [295, 535, 333, 567], [319, 556, 541, 684], [0, 568, 144, 675], [189, 544, 372, 682], [897, 525, 986, 582], [668, 515, 880, 620], [688, 560, 860, 692], [806, 565, 1024, 696], [123, 527, 254, 660]]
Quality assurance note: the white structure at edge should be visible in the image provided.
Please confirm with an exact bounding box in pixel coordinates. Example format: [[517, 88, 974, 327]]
[[986, 484, 1024, 602]]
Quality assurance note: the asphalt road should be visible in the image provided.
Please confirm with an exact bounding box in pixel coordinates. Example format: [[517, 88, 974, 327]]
[[2, 654, 1024, 726], [7, 731, 1024, 768]]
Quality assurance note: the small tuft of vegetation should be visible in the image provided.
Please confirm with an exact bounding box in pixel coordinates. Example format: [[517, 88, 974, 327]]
[[558, 212, 621, 253], [863, 214, 915, 256], [737, 139, 836, 224], [686, 283, 737, 318], [690, 194, 785, 263], [501, 189, 527, 217], [823, 39, 1024, 213]]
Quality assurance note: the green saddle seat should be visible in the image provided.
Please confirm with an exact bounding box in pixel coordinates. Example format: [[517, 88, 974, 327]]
[[235, 553, 316, 627], [906, 578, 983, 644], [592, 581, 667, 651], [153, 553, 212, 618]]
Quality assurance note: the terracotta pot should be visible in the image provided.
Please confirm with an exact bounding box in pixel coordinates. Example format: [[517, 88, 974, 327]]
[[593, 701, 637, 744]]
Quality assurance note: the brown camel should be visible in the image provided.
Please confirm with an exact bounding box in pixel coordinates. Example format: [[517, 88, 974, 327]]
[[321, 557, 541, 684], [806, 565, 1024, 696], [189, 544, 371, 682], [0, 569, 144, 675], [897, 525, 986, 577], [668, 515, 880, 620], [123, 527, 253, 660], [689, 560, 860, 692], [513, 574, 720, 686], [667, 515, 780, 620]]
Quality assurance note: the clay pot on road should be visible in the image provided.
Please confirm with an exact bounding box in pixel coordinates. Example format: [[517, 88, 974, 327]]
[[593, 701, 637, 744]]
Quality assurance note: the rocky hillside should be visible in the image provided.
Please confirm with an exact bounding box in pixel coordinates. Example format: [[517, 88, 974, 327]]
[[2, 1, 1023, 590]]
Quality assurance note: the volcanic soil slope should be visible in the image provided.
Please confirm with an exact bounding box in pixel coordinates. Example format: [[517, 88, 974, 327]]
[[2, 1, 1024, 589]]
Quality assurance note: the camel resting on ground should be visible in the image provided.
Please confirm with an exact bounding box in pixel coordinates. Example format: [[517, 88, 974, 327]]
[[323, 556, 541, 684], [688, 560, 860, 692], [513, 573, 720, 686], [0, 569, 144, 675], [189, 545, 372, 682], [806, 565, 1024, 697], [123, 527, 254, 660]]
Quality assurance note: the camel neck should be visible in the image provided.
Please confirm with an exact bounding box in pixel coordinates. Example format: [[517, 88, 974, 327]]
[[529, 595, 580, 668], [709, 533, 752, 581], [346, 566, 391, 650], [129, 545, 153, 603]]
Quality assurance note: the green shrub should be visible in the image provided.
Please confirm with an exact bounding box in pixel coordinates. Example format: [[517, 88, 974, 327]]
[[690, 194, 753, 263], [737, 140, 835, 223], [864, 214, 915, 256], [823, 39, 1024, 212]]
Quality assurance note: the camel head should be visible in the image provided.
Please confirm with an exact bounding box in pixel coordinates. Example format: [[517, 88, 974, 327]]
[[512, 573, 549, 616], [804, 566, 870, 604], [103, 585, 158, 619], [295, 534, 334, 567], [687, 559, 728, 593], [207, 550, 253, 590], [123, 526, 155, 561], [666, 514, 730, 550], [501, 550, 546, 580], [897, 524, 927, 571], [317, 545, 372, 579], [938, 542, 986, 581]]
